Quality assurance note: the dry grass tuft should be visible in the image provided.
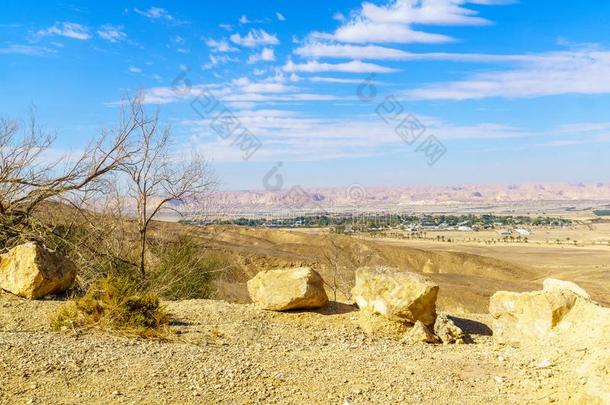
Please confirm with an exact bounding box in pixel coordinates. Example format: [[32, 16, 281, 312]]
[[50, 275, 171, 339]]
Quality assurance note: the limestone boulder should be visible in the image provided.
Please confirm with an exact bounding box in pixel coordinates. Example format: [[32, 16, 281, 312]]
[[351, 266, 438, 327], [543, 278, 590, 300], [247, 267, 328, 311], [402, 320, 440, 344], [489, 288, 579, 345], [434, 314, 465, 344], [0, 242, 77, 299], [577, 349, 610, 405]]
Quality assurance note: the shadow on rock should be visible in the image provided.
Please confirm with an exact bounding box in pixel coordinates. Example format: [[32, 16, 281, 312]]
[[288, 301, 357, 316], [448, 315, 493, 337]]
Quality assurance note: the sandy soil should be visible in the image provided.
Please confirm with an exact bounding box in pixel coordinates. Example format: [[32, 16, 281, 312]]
[[370, 234, 610, 307]]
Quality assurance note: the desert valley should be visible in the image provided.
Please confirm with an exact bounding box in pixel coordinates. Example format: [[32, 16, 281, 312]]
[[2, 190, 610, 403], [3, 0, 610, 403]]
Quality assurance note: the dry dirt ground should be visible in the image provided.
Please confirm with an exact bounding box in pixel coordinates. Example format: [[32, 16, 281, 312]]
[[0, 291, 590, 404]]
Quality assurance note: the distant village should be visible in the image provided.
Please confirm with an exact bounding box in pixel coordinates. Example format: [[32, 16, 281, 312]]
[[182, 213, 574, 236]]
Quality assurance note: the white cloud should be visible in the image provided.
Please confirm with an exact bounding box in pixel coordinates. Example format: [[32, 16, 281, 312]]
[[333, 12, 346, 22], [128, 66, 142, 73], [182, 111, 531, 163], [247, 47, 275, 64], [294, 42, 535, 62], [238, 15, 265, 24], [313, 0, 512, 44], [97, 24, 127, 43], [134, 7, 185, 24], [283, 59, 397, 73], [230, 29, 279, 48], [37, 22, 90, 40], [205, 38, 238, 52], [555, 122, 610, 134], [201, 54, 238, 69], [312, 22, 452, 44], [406, 49, 610, 100], [219, 23, 233, 31], [276, 12, 286, 21], [296, 43, 409, 59], [241, 82, 294, 94], [307, 76, 366, 84], [0, 44, 55, 56], [131, 79, 340, 105], [360, 0, 494, 26]]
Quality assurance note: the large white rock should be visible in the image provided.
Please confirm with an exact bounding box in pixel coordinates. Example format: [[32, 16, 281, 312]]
[[0, 242, 77, 299], [543, 278, 590, 300], [351, 266, 438, 327], [247, 267, 329, 311], [489, 288, 579, 345], [577, 349, 610, 405]]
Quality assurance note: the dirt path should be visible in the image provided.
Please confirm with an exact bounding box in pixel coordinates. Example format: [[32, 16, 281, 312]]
[[0, 292, 583, 404]]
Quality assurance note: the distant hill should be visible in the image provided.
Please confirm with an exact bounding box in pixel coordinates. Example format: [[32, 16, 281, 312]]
[[204, 182, 610, 212]]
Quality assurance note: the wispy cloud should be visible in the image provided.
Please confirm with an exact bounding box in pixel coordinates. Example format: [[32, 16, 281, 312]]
[[36, 22, 90, 40], [230, 29, 279, 48], [311, 0, 512, 44], [283, 59, 397, 73], [0, 44, 55, 56], [294, 42, 534, 62], [202, 54, 238, 69], [205, 38, 238, 52], [276, 12, 286, 22], [247, 47, 275, 64], [97, 24, 127, 43], [181, 111, 532, 163], [128, 66, 142, 73], [406, 49, 610, 100], [312, 22, 453, 44], [333, 12, 346, 22], [307, 76, 367, 84], [134, 7, 185, 24]]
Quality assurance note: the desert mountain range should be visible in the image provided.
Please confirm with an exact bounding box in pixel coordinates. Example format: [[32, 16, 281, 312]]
[[207, 182, 610, 212]]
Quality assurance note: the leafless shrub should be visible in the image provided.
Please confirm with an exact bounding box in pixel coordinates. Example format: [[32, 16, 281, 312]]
[[321, 234, 374, 303], [0, 102, 145, 250], [118, 99, 216, 275]]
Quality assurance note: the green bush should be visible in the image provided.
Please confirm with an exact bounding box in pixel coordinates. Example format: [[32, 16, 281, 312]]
[[146, 236, 229, 300]]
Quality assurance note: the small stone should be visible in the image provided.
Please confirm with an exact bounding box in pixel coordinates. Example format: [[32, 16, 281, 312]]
[[402, 321, 440, 344], [537, 358, 552, 368], [434, 314, 465, 344]]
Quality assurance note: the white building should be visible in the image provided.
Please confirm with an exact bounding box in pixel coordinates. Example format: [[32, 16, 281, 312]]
[[498, 229, 512, 237], [515, 228, 530, 237]]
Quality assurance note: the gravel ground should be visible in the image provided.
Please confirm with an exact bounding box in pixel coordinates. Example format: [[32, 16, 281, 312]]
[[0, 292, 584, 404]]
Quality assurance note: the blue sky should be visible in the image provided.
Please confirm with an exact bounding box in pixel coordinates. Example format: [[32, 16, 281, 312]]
[[1, 0, 610, 191]]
